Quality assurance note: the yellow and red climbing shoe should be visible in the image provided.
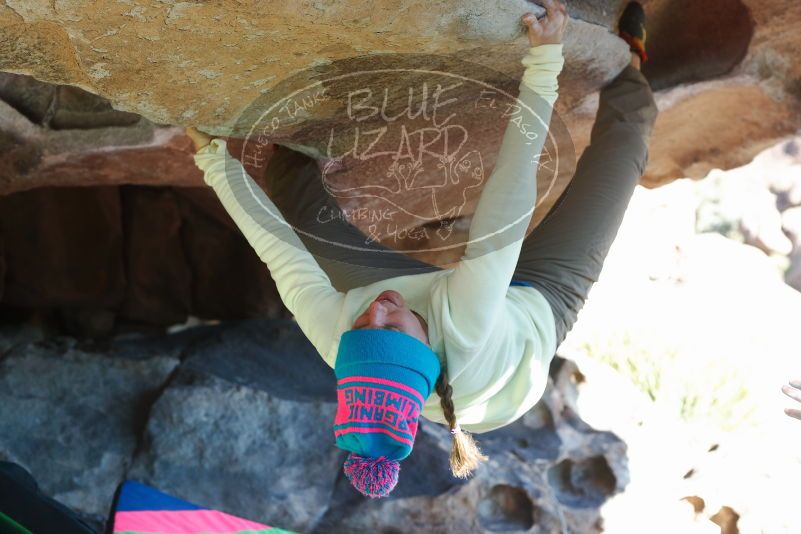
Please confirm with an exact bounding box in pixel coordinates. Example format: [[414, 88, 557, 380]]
[[619, 1, 649, 63]]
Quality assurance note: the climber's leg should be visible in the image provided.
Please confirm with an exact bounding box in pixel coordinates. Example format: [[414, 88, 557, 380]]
[[512, 58, 658, 347], [263, 145, 442, 292]]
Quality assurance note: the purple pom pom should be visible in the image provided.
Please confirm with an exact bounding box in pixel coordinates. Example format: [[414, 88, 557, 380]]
[[343, 453, 400, 498]]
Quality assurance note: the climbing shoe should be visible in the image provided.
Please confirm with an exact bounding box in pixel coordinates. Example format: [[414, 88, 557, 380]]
[[618, 1, 648, 63]]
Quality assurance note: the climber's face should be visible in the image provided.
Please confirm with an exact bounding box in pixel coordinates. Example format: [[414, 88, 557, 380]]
[[352, 290, 429, 346]]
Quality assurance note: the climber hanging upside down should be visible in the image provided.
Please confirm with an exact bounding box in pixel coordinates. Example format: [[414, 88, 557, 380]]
[[186, 0, 657, 498]]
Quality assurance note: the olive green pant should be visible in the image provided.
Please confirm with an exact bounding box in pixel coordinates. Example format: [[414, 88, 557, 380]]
[[264, 64, 658, 348]]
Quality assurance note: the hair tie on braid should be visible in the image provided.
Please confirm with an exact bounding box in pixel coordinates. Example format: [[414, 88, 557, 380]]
[[436, 371, 488, 478]]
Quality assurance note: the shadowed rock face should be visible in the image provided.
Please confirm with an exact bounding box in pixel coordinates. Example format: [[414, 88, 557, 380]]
[[0, 181, 289, 333], [641, 0, 755, 90]]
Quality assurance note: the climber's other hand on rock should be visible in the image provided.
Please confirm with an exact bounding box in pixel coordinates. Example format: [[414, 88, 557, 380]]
[[522, 0, 568, 47], [782, 380, 801, 420], [186, 126, 213, 152]]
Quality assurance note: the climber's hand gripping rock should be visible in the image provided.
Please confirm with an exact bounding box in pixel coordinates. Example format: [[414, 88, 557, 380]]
[[185, 126, 213, 152], [522, 0, 569, 47]]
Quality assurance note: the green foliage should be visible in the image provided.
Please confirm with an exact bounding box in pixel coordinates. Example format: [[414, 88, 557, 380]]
[[581, 332, 757, 431]]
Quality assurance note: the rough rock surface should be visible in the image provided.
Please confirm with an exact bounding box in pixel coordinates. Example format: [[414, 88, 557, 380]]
[[0, 319, 629, 533], [0, 1, 629, 132], [0, 71, 192, 195], [0, 0, 799, 256], [129, 370, 343, 532], [0, 337, 179, 517]]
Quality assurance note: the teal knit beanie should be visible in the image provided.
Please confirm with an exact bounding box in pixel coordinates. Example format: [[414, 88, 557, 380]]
[[333, 329, 441, 498]]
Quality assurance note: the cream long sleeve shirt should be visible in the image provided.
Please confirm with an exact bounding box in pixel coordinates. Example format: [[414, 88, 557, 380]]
[[193, 44, 565, 433]]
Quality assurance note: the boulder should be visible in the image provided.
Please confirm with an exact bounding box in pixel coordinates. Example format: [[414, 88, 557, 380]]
[[0, 338, 179, 518], [121, 318, 628, 533], [128, 367, 342, 533], [0, 0, 798, 242]]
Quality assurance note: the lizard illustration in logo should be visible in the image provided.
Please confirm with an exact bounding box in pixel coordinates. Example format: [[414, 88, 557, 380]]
[[320, 124, 485, 241]]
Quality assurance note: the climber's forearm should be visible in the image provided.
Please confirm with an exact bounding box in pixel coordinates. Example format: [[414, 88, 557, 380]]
[[192, 139, 345, 358], [464, 44, 563, 258], [443, 44, 564, 351]]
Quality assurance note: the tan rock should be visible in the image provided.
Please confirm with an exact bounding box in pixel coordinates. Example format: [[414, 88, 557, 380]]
[[0, 0, 798, 212], [0, 0, 800, 269]]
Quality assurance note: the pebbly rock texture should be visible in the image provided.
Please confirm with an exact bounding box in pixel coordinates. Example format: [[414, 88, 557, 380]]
[[312, 376, 626, 534], [0, 318, 631, 533]]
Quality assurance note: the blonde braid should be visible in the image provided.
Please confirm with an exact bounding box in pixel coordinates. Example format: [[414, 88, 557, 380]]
[[435, 371, 488, 478]]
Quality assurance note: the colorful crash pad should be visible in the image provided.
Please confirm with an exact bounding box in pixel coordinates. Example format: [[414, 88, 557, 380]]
[[112, 480, 295, 534]]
